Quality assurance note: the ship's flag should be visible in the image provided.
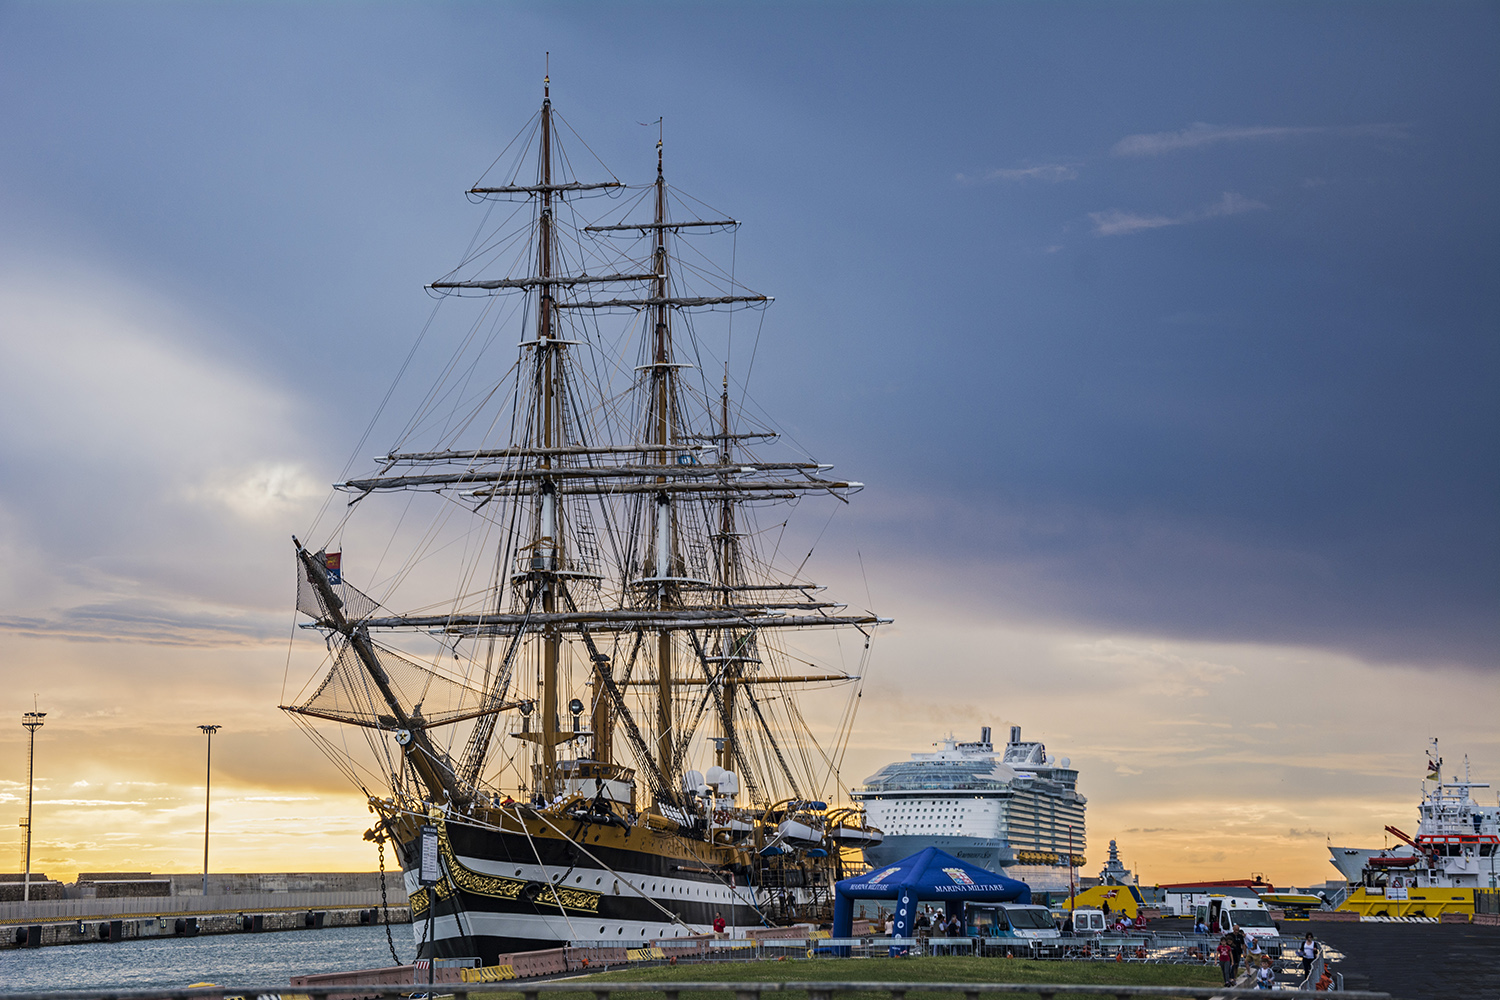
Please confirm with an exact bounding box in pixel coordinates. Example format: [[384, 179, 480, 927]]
[[324, 551, 342, 585], [1427, 758, 1442, 780]]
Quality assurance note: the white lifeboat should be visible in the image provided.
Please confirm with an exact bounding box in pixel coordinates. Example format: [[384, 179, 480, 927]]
[[777, 817, 825, 846], [831, 825, 884, 847]]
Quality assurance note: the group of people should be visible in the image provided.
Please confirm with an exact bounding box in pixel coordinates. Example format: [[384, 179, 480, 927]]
[[865, 905, 964, 937], [913, 905, 966, 937], [1213, 929, 1322, 990]]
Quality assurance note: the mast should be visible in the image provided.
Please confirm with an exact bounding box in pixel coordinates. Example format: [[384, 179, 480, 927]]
[[649, 135, 676, 791], [535, 73, 564, 798], [714, 372, 741, 774]]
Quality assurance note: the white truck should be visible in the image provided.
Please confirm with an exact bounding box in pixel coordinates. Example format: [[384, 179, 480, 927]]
[[1195, 895, 1281, 955]]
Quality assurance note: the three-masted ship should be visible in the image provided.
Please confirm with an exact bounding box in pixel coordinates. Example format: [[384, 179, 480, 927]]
[[284, 79, 887, 962]]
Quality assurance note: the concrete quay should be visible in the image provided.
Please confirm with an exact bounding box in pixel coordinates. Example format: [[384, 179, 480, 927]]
[[0, 874, 411, 950]]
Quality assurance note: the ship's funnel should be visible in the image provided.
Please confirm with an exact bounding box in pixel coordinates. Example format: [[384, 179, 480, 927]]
[[1010, 725, 1022, 744], [981, 726, 992, 745]]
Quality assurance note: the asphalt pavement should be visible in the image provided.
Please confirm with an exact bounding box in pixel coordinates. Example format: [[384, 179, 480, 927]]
[[1293, 921, 1500, 1000]]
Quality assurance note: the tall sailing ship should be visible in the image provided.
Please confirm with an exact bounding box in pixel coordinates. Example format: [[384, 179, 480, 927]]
[[284, 80, 887, 962]]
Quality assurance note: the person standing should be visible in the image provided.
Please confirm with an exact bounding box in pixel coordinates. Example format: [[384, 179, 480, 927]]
[[713, 912, 726, 935], [1231, 927, 1246, 972], [1216, 936, 1236, 986], [1298, 933, 1319, 977]]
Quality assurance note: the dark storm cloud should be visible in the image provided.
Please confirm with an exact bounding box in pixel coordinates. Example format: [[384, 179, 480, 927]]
[[0, 2, 1495, 676]]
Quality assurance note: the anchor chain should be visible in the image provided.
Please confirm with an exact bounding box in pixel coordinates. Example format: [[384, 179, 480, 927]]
[[378, 838, 401, 966]]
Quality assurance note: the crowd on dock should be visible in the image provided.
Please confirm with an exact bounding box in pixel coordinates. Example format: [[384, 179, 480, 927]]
[[1210, 927, 1326, 989]]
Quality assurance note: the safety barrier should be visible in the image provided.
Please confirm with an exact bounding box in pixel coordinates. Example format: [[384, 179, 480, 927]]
[[460, 963, 517, 982], [0, 977, 1393, 1000], [563, 944, 629, 969], [506, 947, 569, 978]]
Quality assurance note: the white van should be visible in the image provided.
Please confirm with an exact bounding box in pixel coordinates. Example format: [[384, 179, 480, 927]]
[[1067, 908, 1107, 935], [984, 903, 1060, 940], [1195, 895, 1280, 954]]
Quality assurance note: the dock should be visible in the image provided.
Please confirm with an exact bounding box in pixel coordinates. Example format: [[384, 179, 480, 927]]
[[0, 871, 409, 949]]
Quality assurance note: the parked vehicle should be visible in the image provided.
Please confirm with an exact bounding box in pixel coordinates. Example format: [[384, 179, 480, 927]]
[[1065, 908, 1108, 935], [1195, 895, 1281, 955], [968, 903, 1062, 940]]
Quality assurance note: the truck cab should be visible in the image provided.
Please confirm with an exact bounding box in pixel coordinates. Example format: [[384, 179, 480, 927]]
[[1195, 895, 1280, 954]]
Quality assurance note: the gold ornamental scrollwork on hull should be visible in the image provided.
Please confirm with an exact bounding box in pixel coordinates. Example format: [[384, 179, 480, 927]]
[[427, 809, 600, 914], [409, 880, 453, 917]]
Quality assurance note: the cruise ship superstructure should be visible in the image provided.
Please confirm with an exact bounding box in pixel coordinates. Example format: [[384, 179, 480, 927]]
[[852, 726, 1086, 892]]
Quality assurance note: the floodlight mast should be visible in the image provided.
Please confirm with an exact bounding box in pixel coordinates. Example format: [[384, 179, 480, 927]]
[[199, 725, 221, 896], [21, 710, 45, 906]]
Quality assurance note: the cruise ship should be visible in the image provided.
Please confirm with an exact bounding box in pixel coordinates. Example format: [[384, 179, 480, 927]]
[[852, 726, 1086, 892]]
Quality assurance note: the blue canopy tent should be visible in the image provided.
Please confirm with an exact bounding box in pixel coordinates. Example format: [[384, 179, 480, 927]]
[[832, 847, 1032, 954]]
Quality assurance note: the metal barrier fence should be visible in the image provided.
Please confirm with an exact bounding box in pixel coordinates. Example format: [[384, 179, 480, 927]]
[[0, 980, 1392, 1000], [594, 933, 1291, 965]]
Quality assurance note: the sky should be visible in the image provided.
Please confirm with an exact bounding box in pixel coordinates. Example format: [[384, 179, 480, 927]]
[[0, 1, 1496, 888]]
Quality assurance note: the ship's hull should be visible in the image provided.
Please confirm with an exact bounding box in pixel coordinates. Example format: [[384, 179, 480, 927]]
[[1327, 846, 1416, 882], [863, 834, 1009, 871], [401, 813, 762, 964], [1337, 885, 1476, 918]]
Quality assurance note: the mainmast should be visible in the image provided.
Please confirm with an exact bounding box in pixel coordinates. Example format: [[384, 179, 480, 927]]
[[534, 74, 565, 798], [648, 136, 677, 791]]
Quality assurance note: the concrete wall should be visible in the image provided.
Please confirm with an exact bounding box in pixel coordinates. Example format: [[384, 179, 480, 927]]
[[0, 889, 405, 925], [6, 903, 412, 949], [161, 872, 398, 896], [0, 882, 65, 902]]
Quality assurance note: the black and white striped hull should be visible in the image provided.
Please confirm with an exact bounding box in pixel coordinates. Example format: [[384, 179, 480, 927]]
[[405, 818, 761, 964]]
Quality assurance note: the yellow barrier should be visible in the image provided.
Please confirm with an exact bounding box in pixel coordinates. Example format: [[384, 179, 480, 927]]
[[626, 946, 666, 962], [460, 964, 517, 982]]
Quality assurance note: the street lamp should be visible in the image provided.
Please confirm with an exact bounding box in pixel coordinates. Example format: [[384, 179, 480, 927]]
[[199, 725, 221, 896], [22, 710, 45, 905], [1067, 824, 1076, 924]]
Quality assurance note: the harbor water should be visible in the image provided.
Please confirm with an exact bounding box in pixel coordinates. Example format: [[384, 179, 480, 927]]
[[0, 924, 401, 991]]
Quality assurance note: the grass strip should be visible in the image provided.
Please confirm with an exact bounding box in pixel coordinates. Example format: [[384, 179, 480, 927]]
[[503, 955, 1220, 1000]]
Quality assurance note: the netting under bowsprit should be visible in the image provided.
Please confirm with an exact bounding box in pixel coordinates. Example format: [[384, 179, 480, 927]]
[[292, 637, 491, 731], [296, 551, 382, 623]]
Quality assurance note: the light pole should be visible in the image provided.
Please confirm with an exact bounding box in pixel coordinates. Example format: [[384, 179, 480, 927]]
[[22, 710, 45, 905], [199, 725, 220, 896], [1067, 824, 1076, 924]]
